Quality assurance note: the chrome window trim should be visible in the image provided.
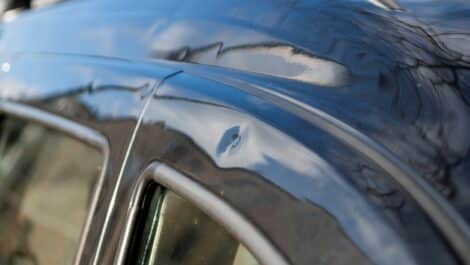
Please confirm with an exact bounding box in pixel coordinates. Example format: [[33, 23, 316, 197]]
[[115, 162, 290, 265], [0, 100, 110, 265]]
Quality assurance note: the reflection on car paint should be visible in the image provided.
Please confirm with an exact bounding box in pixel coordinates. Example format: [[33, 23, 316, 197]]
[[0, 0, 469, 264], [153, 43, 350, 87]]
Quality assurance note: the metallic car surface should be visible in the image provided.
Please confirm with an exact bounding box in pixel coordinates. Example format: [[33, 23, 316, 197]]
[[0, 0, 469, 264]]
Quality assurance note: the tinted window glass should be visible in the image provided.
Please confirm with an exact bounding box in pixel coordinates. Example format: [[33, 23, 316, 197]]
[[128, 187, 259, 265], [0, 115, 102, 265]]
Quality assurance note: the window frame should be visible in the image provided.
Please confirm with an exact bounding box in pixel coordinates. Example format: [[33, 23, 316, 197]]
[[0, 100, 110, 265], [116, 162, 289, 265]]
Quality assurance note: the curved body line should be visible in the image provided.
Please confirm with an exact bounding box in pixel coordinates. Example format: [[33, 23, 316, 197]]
[[183, 69, 470, 263], [92, 70, 183, 265]]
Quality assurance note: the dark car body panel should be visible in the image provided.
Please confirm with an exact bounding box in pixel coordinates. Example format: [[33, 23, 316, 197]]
[[0, 0, 469, 264]]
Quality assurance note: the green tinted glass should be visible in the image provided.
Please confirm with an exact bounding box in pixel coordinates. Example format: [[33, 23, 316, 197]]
[[129, 188, 259, 265]]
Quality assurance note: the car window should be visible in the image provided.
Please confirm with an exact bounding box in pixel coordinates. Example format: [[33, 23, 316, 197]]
[[127, 185, 259, 265], [0, 115, 102, 265]]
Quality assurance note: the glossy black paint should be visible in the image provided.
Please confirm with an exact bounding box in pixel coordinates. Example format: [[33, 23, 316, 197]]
[[0, 0, 469, 264]]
